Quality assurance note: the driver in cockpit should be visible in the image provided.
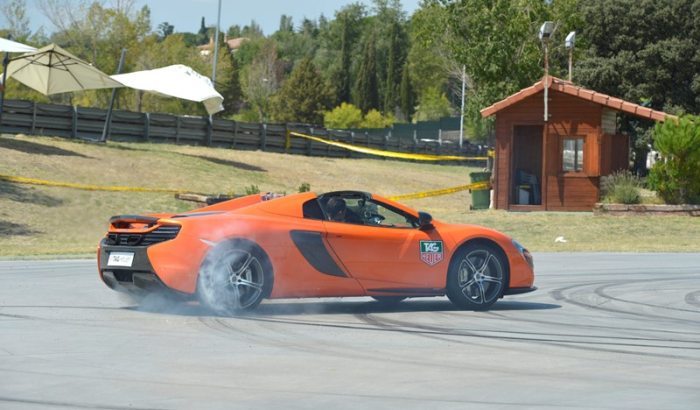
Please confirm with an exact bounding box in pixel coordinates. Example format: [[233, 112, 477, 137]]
[[326, 197, 362, 224]]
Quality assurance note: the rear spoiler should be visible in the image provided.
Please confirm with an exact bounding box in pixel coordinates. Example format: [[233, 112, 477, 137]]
[[109, 215, 159, 225]]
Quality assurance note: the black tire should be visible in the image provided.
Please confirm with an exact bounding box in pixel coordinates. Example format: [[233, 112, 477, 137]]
[[371, 296, 407, 305], [197, 240, 273, 314], [446, 242, 508, 311]]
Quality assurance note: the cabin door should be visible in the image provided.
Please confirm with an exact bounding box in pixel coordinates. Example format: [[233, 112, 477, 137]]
[[511, 125, 544, 207]]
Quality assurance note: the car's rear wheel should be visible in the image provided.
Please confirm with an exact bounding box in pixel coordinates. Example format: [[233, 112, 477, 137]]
[[197, 240, 272, 314], [446, 243, 507, 311], [371, 296, 406, 305]]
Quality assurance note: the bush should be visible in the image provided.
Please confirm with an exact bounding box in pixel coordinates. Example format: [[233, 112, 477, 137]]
[[244, 184, 260, 195], [601, 170, 642, 204], [324, 103, 363, 129], [298, 182, 311, 192], [647, 115, 700, 204], [414, 86, 453, 121], [360, 109, 394, 128]]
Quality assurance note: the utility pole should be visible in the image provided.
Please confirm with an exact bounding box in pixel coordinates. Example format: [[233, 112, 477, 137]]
[[211, 0, 222, 85], [565, 31, 576, 82], [459, 65, 465, 149], [539, 22, 555, 122]]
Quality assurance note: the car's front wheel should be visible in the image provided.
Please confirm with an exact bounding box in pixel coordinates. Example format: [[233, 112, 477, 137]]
[[446, 243, 508, 310], [197, 240, 272, 314]]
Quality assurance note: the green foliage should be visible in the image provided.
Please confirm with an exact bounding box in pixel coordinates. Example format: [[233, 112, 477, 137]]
[[601, 171, 642, 204], [647, 116, 700, 204], [324, 103, 363, 129], [577, 0, 700, 115], [407, 2, 450, 103], [244, 184, 261, 195], [414, 86, 452, 121], [323, 104, 394, 129], [241, 39, 280, 122], [270, 57, 333, 124], [383, 21, 404, 114], [399, 63, 415, 122], [354, 33, 379, 113], [361, 109, 395, 128], [157, 21, 174, 41], [298, 182, 311, 193]]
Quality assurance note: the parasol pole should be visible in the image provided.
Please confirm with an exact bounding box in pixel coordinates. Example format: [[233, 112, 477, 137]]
[[100, 48, 127, 143], [0, 52, 9, 134]]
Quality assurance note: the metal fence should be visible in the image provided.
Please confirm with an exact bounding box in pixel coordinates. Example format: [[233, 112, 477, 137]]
[[0, 99, 486, 160]]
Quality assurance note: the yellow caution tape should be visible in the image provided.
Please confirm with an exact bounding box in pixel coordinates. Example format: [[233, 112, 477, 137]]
[[1, 173, 490, 202], [0, 174, 192, 194], [388, 180, 490, 201], [288, 131, 490, 162]]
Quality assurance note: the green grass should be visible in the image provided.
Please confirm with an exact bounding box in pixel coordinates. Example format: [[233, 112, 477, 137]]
[[1, 133, 699, 257]]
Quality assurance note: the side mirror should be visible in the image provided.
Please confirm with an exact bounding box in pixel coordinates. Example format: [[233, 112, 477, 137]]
[[418, 211, 434, 230]]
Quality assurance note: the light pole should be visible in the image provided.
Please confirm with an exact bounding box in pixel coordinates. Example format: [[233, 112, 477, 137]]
[[565, 31, 576, 82], [459, 65, 465, 149], [211, 0, 222, 85], [539, 21, 555, 122]]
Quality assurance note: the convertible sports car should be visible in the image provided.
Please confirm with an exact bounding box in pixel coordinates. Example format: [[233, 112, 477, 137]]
[[98, 191, 535, 312]]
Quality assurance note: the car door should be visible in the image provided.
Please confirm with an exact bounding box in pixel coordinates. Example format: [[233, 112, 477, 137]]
[[322, 197, 448, 292]]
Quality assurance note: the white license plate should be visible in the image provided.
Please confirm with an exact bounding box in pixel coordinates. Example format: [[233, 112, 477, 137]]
[[107, 252, 134, 267]]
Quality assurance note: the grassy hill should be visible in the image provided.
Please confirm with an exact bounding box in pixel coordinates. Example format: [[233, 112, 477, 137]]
[[1, 133, 699, 256]]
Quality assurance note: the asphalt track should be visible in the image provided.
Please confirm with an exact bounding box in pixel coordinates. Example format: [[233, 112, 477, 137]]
[[0, 253, 698, 409]]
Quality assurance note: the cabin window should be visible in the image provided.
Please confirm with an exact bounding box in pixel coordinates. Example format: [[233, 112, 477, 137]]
[[562, 138, 584, 172]]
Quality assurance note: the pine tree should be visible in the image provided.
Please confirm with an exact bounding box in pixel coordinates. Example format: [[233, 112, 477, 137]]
[[384, 22, 402, 114], [354, 33, 379, 113], [197, 17, 209, 45], [221, 53, 242, 115], [334, 19, 352, 104], [399, 63, 414, 121], [271, 58, 333, 124]]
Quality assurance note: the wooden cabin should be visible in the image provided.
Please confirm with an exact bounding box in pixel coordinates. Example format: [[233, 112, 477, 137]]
[[480, 76, 672, 211]]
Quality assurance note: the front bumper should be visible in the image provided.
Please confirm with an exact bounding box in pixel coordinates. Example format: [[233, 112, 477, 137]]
[[98, 239, 190, 299]]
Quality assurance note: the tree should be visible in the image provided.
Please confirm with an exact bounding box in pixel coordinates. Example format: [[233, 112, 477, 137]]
[[157, 21, 174, 41], [333, 16, 353, 104], [383, 21, 404, 114], [1, 0, 31, 41], [399, 63, 415, 121], [242, 40, 281, 122], [414, 86, 452, 121], [354, 33, 379, 113], [278, 15, 294, 33], [197, 16, 209, 45], [648, 116, 700, 204], [271, 57, 332, 124], [437, 0, 550, 138], [576, 0, 700, 172]]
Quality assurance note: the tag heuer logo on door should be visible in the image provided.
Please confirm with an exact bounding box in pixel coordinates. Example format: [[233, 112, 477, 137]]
[[420, 240, 443, 266]]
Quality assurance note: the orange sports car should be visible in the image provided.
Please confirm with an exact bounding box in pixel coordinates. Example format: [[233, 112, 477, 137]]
[[98, 191, 535, 312]]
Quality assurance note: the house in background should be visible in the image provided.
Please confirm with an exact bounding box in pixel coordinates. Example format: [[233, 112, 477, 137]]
[[480, 76, 673, 211], [198, 36, 249, 57]]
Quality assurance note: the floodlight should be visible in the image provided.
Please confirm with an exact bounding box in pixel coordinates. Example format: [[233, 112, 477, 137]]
[[565, 31, 576, 49], [539, 21, 555, 41]]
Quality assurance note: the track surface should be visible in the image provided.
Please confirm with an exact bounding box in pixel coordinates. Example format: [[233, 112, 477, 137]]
[[1, 253, 699, 409]]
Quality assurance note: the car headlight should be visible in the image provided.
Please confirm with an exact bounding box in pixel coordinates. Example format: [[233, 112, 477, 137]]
[[512, 239, 534, 270]]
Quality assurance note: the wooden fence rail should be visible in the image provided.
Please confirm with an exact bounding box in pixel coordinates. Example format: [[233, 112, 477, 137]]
[[0, 99, 486, 161]]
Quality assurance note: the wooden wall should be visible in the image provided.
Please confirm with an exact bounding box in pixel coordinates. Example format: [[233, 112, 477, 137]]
[[493, 89, 608, 211]]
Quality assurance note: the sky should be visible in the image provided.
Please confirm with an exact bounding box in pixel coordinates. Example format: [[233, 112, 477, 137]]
[[16, 0, 423, 37]]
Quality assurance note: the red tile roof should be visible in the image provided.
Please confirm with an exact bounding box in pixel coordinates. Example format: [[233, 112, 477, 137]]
[[480, 76, 674, 122]]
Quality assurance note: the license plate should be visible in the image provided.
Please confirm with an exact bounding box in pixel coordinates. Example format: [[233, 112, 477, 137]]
[[107, 252, 134, 267]]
